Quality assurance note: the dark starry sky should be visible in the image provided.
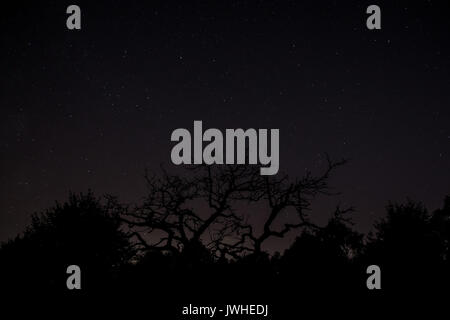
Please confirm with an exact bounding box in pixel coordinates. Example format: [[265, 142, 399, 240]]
[[1, 0, 449, 244]]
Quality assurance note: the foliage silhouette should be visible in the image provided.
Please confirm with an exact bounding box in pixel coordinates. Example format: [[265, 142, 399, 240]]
[[0, 191, 134, 293], [363, 199, 450, 292]]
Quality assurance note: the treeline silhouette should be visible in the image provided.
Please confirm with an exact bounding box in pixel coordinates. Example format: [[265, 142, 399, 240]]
[[1, 163, 449, 307]]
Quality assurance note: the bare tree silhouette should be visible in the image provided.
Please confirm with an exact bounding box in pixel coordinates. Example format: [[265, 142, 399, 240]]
[[121, 155, 347, 259]]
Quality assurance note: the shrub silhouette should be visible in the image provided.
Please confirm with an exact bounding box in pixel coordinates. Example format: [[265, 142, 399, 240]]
[[281, 212, 363, 292], [364, 199, 449, 291], [0, 192, 134, 293]]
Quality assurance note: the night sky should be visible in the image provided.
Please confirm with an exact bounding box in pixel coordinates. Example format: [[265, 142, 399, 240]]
[[1, 0, 449, 244]]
